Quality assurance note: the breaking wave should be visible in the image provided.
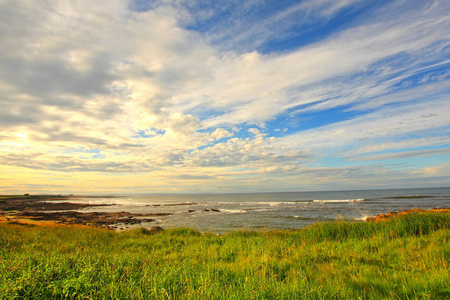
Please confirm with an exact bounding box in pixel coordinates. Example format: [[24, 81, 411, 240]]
[[312, 199, 364, 204]]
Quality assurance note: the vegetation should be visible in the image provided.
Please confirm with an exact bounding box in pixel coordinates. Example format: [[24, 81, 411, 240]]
[[1, 212, 449, 299]]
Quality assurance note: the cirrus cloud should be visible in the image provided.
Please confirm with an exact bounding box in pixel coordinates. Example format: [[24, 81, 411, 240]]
[[0, 0, 449, 193]]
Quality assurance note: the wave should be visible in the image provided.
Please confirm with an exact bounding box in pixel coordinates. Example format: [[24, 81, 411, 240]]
[[221, 199, 363, 206], [271, 201, 311, 206], [208, 201, 308, 206], [162, 202, 198, 206], [312, 199, 364, 203], [219, 209, 248, 214], [384, 195, 439, 199], [287, 215, 316, 220], [353, 215, 371, 221], [111, 202, 199, 207], [240, 201, 282, 206]]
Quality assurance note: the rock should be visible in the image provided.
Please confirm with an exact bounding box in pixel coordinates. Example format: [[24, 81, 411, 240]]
[[366, 208, 450, 222], [202, 209, 210, 212], [211, 208, 220, 212], [148, 226, 164, 234]]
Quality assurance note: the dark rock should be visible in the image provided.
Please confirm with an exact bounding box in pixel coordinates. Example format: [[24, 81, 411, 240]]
[[0, 196, 172, 229], [148, 226, 164, 234]]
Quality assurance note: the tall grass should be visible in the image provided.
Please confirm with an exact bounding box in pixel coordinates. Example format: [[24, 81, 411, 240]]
[[0, 212, 449, 299], [303, 211, 450, 241]]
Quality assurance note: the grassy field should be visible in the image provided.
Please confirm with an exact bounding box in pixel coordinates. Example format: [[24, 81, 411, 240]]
[[0, 212, 449, 299]]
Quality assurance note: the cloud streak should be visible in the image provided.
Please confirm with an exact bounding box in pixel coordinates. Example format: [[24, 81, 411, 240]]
[[0, 0, 449, 193]]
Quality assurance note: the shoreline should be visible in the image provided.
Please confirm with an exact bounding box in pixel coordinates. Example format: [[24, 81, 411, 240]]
[[365, 207, 450, 221], [0, 195, 170, 229], [1, 194, 449, 230], [2, 209, 449, 299]]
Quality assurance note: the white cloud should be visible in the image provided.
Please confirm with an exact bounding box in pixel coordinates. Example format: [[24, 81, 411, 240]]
[[248, 128, 262, 136], [186, 136, 310, 170], [198, 0, 362, 52], [353, 148, 450, 161], [415, 163, 450, 177], [209, 128, 234, 141], [281, 97, 450, 152], [169, 0, 449, 129], [345, 134, 450, 158], [0, 0, 448, 193]]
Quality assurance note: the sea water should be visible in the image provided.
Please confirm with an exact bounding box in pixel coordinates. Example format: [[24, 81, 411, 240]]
[[72, 187, 450, 233]]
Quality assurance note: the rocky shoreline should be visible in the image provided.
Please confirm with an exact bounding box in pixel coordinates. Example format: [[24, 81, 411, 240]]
[[0, 195, 171, 228], [366, 207, 450, 221], [2, 195, 449, 230]]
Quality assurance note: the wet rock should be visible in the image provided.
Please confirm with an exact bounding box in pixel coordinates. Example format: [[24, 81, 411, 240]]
[[0, 195, 175, 229]]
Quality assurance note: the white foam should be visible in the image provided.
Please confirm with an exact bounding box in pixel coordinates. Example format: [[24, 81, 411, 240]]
[[268, 201, 309, 206], [237, 201, 278, 206], [220, 209, 248, 214], [313, 199, 364, 203]]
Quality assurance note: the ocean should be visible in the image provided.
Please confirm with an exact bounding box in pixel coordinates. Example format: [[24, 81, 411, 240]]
[[70, 187, 450, 233]]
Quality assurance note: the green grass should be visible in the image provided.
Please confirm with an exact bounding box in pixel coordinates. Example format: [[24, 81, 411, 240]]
[[1, 212, 449, 299]]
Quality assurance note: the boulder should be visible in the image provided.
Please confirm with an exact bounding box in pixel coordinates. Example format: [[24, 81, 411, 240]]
[[148, 226, 164, 234]]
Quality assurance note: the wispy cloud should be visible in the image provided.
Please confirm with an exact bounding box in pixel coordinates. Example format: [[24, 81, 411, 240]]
[[0, 0, 448, 193], [281, 97, 450, 152], [353, 148, 450, 161], [198, 0, 362, 52]]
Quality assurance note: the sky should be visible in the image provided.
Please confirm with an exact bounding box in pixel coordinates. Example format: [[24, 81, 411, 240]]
[[0, 0, 449, 194]]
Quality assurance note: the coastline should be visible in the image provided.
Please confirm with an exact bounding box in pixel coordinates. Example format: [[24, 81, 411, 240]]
[[366, 207, 450, 222], [0, 195, 170, 229], [1, 207, 449, 298], [1, 194, 449, 231]]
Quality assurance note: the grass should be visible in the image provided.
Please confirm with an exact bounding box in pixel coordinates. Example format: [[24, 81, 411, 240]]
[[0, 212, 449, 299]]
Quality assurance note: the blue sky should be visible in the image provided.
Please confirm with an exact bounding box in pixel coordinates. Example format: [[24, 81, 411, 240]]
[[0, 0, 449, 194]]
